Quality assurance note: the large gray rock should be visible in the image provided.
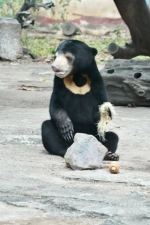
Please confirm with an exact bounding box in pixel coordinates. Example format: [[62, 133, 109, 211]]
[[0, 18, 23, 60], [64, 133, 107, 170]]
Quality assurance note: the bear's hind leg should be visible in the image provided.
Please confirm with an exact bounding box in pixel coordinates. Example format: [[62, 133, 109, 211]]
[[100, 132, 119, 161], [41, 120, 71, 157]]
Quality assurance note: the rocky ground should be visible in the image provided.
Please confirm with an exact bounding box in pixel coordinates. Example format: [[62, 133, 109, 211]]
[[0, 62, 150, 225]]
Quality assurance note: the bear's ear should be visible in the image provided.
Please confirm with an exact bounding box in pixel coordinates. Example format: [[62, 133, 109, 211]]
[[90, 47, 98, 56]]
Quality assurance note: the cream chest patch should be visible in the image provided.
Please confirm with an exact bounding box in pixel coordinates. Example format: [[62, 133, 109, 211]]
[[63, 74, 91, 95]]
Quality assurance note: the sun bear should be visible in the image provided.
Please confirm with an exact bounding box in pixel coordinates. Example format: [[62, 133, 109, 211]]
[[41, 40, 119, 161]]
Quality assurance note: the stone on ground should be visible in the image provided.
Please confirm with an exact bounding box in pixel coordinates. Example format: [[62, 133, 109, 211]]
[[0, 18, 23, 60], [64, 133, 107, 170]]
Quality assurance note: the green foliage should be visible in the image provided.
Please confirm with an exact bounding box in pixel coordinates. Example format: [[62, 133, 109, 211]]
[[0, 0, 4, 8], [51, 0, 81, 21], [0, 0, 23, 17], [114, 27, 121, 37], [21, 31, 59, 56], [21, 33, 125, 60], [52, 23, 61, 30], [21, 33, 149, 63], [0, 0, 42, 17]]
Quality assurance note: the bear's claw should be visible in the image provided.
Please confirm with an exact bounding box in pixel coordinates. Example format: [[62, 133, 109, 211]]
[[104, 151, 119, 161], [58, 119, 74, 143]]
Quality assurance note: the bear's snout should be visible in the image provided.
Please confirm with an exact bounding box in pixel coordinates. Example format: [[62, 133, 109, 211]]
[[51, 64, 61, 73]]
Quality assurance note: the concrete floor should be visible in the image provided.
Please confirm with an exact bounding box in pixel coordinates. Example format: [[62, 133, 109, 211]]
[[0, 63, 150, 225]]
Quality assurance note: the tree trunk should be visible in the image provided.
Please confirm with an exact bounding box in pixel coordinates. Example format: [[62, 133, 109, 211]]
[[101, 59, 150, 106], [108, 0, 150, 59], [62, 22, 81, 36]]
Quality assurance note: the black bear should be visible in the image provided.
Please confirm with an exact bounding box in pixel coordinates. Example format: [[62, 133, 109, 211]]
[[41, 40, 119, 161]]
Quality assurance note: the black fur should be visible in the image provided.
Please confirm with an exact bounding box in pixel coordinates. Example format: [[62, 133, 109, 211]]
[[41, 40, 119, 160]]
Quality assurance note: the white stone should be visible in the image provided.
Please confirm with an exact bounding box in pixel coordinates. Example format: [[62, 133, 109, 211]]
[[64, 133, 107, 170]]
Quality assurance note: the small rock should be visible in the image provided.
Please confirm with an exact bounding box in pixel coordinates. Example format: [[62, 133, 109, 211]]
[[64, 133, 107, 170]]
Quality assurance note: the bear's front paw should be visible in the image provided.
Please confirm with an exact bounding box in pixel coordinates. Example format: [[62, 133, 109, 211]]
[[58, 119, 74, 143], [104, 151, 119, 161]]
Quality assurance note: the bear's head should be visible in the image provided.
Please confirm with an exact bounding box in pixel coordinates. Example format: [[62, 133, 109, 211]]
[[51, 40, 97, 78]]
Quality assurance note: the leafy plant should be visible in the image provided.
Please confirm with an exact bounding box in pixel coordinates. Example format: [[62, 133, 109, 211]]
[[52, 23, 61, 30], [0, 0, 23, 17], [114, 27, 121, 37], [0, 0, 42, 17], [51, 0, 81, 21]]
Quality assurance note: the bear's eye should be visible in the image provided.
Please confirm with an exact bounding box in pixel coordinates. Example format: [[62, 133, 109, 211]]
[[52, 55, 56, 61], [66, 56, 73, 62]]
